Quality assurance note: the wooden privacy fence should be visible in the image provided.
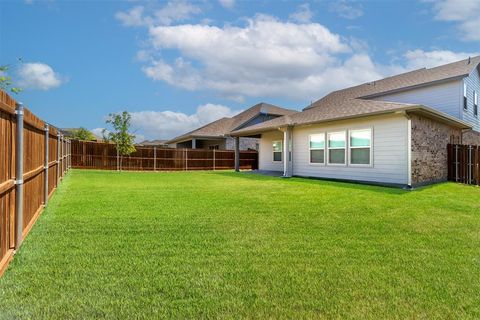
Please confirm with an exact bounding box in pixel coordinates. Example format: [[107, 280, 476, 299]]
[[447, 144, 480, 185], [0, 90, 71, 276], [70, 140, 258, 171]]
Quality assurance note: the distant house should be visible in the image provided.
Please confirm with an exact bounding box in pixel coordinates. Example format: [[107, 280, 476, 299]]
[[60, 128, 102, 141], [165, 103, 296, 150], [231, 56, 480, 187], [136, 140, 170, 148]]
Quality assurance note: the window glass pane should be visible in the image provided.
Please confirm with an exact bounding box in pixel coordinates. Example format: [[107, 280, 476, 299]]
[[273, 141, 282, 152], [329, 149, 345, 164], [310, 150, 324, 163], [328, 132, 345, 148], [351, 148, 370, 165], [310, 134, 324, 149], [350, 129, 371, 147], [273, 152, 282, 161]]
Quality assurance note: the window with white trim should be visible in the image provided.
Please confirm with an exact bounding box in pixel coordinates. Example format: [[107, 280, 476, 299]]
[[272, 140, 282, 162], [463, 82, 468, 110], [349, 129, 372, 165], [474, 90, 478, 117], [309, 134, 325, 164], [327, 131, 346, 164]]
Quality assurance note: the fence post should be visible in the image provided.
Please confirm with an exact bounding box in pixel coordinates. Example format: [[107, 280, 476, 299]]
[[185, 149, 188, 171], [154, 146, 157, 171], [455, 144, 458, 182], [44, 124, 49, 206], [15, 102, 24, 249], [57, 133, 60, 184], [213, 148, 215, 171], [116, 142, 119, 171]]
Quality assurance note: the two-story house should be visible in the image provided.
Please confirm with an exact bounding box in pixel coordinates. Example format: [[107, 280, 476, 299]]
[[230, 56, 480, 187]]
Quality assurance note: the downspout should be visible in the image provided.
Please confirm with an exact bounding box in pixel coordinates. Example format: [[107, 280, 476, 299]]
[[400, 111, 413, 188]]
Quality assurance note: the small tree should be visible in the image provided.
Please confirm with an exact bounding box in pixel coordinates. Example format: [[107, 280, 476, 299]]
[[104, 111, 136, 170], [0, 65, 22, 94], [70, 128, 96, 141]]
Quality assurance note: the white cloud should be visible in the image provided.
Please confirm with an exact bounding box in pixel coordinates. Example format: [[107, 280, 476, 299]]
[[115, 6, 148, 27], [289, 3, 313, 23], [329, 0, 363, 19], [428, 0, 480, 41], [17, 63, 64, 90], [404, 49, 479, 69], [91, 128, 106, 139], [218, 0, 235, 9], [129, 103, 242, 139], [115, 0, 201, 27]]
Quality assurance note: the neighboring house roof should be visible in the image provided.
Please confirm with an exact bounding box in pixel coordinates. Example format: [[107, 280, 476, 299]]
[[230, 99, 471, 136], [166, 102, 296, 144], [136, 139, 169, 146], [305, 55, 480, 110], [231, 56, 480, 136]]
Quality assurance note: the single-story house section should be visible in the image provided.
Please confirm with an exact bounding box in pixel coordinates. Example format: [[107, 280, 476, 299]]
[[230, 56, 480, 188], [136, 139, 170, 148], [165, 103, 296, 150]]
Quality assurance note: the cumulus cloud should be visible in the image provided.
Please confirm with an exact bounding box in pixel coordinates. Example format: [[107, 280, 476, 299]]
[[289, 3, 313, 23], [428, 0, 480, 41], [218, 0, 235, 9], [115, 0, 201, 27], [329, 0, 363, 19], [404, 49, 479, 69], [129, 103, 242, 139], [17, 63, 64, 90]]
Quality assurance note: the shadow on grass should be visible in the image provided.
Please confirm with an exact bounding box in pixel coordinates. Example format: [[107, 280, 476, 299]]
[[211, 171, 409, 196]]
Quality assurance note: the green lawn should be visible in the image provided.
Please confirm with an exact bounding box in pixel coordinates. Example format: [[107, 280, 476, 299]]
[[1, 170, 479, 319]]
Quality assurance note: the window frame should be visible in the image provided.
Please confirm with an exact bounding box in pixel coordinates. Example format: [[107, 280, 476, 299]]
[[474, 90, 478, 117], [327, 131, 347, 166], [272, 140, 283, 162], [463, 82, 468, 110], [309, 133, 326, 165], [348, 128, 373, 167]]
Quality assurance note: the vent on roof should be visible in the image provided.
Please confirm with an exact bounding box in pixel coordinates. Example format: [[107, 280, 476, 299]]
[[468, 56, 471, 64]]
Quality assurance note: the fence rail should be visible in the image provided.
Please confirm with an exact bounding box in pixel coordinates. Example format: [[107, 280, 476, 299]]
[[70, 140, 258, 171], [447, 144, 480, 185], [0, 90, 71, 276]]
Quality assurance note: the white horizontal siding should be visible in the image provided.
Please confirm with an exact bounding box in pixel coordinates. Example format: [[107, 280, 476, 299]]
[[462, 68, 480, 132], [292, 114, 409, 185], [258, 130, 284, 171], [372, 79, 462, 119]]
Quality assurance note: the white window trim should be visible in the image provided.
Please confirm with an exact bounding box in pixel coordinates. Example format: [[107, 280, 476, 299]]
[[463, 82, 468, 110], [309, 133, 326, 165], [327, 131, 347, 166], [348, 128, 374, 167], [272, 140, 283, 162]]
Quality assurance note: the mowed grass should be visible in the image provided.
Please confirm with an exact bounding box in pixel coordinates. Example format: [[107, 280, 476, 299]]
[[1, 170, 480, 319]]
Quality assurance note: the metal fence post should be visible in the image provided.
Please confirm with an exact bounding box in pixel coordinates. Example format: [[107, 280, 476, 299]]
[[154, 146, 157, 171], [44, 124, 49, 206], [116, 142, 120, 171], [455, 144, 458, 182], [213, 148, 215, 171], [15, 102, 24, 249], [57, 133, 60, 184]]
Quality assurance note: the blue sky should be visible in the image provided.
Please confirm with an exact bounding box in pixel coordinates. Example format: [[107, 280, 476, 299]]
[[1, 0, 479, 141]]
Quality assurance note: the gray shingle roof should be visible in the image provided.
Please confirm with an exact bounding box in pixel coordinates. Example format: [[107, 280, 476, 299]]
[[166, 102, 296, 144], [230, 56, 479, 135]]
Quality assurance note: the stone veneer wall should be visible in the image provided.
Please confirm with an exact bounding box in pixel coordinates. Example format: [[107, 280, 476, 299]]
[[411, 114, 462, 186], [225, 137, 259, 150], [462, 130, 480, 145]]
